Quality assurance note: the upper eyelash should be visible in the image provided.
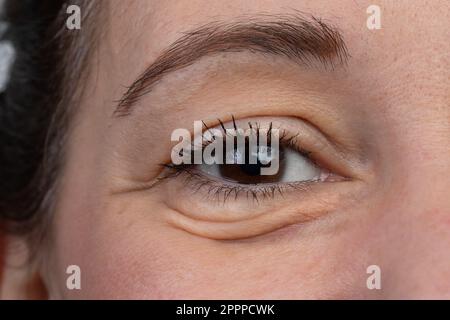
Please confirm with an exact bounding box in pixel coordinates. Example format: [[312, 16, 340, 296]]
[[189, 118, 312, 157], [170, 118, 313, 169]]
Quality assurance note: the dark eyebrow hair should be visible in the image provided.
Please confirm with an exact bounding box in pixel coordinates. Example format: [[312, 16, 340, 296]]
[[114, 14, 349, 117]]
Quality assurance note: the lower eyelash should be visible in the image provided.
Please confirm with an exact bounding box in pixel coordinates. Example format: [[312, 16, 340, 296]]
[[159, 164, 317, 204]]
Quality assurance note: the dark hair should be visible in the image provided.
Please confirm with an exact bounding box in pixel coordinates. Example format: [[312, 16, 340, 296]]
[[0, 0, 98, 244]]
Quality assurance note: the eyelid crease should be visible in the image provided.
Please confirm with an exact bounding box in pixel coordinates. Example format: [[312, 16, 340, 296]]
[[166, 206, 320, 240]]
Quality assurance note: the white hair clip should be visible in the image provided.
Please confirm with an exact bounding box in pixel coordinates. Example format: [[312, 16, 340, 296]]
[[0, 21, 15, 93]]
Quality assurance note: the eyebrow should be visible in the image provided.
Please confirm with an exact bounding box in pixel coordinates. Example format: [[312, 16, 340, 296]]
[[114, 14, 349, 117]]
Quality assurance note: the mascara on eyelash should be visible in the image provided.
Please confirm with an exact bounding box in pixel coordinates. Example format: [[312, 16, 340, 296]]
[[171, 118, 285, 175]]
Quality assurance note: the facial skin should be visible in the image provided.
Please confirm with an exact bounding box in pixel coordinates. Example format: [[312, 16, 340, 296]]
[[1, 0, 449, 299]]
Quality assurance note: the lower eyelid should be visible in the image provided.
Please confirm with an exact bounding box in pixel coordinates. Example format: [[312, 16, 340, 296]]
[[167, 207, 304, 240], [161, 165, 344, 208], [165, 182, 350, 240], [161, 170, 358, 218], [166, 166, 313, 200], [157, 176, 364, 240]]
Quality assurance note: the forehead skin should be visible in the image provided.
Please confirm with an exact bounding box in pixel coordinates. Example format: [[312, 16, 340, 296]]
[[45, 0, 450, 299]]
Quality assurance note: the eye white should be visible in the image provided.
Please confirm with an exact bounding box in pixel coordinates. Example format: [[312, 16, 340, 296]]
[[278, 148, 322, 182], [196, 148, 326, 183]]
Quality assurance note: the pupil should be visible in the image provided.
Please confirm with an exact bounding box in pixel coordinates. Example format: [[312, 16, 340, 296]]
[[239, 162, 266, 176], [217, 143, 285, 184]]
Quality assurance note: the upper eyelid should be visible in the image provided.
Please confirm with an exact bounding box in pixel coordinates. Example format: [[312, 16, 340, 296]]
[[196, 125, 313, 158], [171, 118, 314, 166]]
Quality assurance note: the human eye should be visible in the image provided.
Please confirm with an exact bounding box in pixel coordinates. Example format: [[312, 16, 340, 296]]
[[195, 144, 325, 185], [163, 118, 337, 199], [153, 116, 362, 240]]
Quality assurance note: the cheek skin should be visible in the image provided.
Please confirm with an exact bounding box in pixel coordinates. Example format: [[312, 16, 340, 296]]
[[356, 140, 450, 299], [50, 184, 383, 299]]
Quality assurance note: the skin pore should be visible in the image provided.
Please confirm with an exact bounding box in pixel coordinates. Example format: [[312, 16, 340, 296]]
[[1, 0, 450, 299]]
